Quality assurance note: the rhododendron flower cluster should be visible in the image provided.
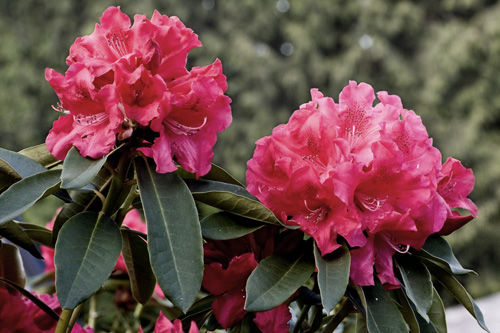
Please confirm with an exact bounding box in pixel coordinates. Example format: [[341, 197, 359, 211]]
[[246, 81, 477, 287], [46, 6, 231, 176]]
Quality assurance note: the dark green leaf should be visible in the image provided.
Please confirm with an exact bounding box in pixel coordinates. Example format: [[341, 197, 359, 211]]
[[0, 221, 43, 258], [24, 229, 53, 248], [18, 144, 60, 169], [55, 211, 122, 309], [0, 147, 47, 178], [428, 287, 447, 333], [201, 212, 263, 240], [314, 242, 350, 313], [418, 235, 475, 275], [53, 167, 112, 243], [0, 277, 60, 322], [121, 228, 156, 304], [203, 163, 244, 187], [396, 288, 420, 333], [245, 254, 315, 312], [396, 254, 433, 322], [135, 157, 203, 313], [360, 278, 408, 333], [426, 261, 489, 332], [0, 169, 62, 227], [185, 179, 283, 226], [61, 147, 108, 189]]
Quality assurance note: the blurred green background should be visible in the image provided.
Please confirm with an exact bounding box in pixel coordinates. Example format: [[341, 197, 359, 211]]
[[1, 0, 499, 300]]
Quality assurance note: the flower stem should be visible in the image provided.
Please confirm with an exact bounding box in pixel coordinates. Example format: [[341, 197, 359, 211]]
[[101, 151, 133, 219], [54, 309, 73, 333], [292, 304, 311, 333], [322, 297, 354, 333]]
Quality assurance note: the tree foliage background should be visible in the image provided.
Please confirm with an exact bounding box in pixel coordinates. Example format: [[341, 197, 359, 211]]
[[1, 0, 499, 300]]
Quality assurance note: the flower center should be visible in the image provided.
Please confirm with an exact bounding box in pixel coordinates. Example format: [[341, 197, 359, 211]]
[[74, 112, 109, 126], [304, 200, 327, 223], [355, 193, 387, 212], [164, 117, 207, 136], [107, 30, 129, 58]]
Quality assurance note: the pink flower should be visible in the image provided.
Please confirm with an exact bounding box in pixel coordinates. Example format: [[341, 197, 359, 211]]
[[202, 227, 296, 331], [0, 288, 92, 332], [253, 303, 292, 333], [246, 81, 477, 287], [139, 312, 198, 333], [46, 7, 231, 176]]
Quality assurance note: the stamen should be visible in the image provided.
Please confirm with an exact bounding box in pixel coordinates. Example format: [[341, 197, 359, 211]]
[[356, 193, 387, 212], [107, 32, 129, 58], [303, 200, 327, 223], [164, 117, 207, 136], [52, 103, 70, 114], [74, 112, 108, 126], [383, 232, 410, 254]]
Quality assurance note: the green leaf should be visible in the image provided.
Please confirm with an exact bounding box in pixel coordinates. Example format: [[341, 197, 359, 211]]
[[200, 211, 263, 240], [360, 278, 408, 333], [396, 254, 433, 322], [185, 179, 283, 226], [203, 163, 245, 187], [245, 254, 315, 312], [418, 235, 475, 275], [314, 242, 350, 313], [18, 144, 60, 169], [24, 228, 54, 248], [55, 211, 122, 309], [0, 221, 43, 259], [426, 261, 490, 332], [428, 287, 447, 333], [0, 243, 26, 289], [396, 288, 420, 333], [0, 147, 47, 178], [61, 147, 108, 189], [0, 169, 62, 227], [135, 157, 203, 313], [121, 228, 156, 304]]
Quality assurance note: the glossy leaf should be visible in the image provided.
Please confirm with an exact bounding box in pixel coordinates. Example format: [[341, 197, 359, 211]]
[[426, 261, 490, 332], [245, 254, 315, 312], [428, 287, 447, 333], [135, 157, 203, 313], [200, 212, 263, 240], [203, 163, 244, 187], [0, 221, 43, 259], [0, 169, 62, 227], [360, 278, 408, 333], [55, 211, 122, 309], [61, 147, 108, 189], [24, 228, 53, 248], [0, 243, 26, 289], [121, 228, 156, 304], [0, 147, 47, 177], [396, 288, 420, 333], [314, 242, 350, 313], [18, 144, 60, 169], [418, 235, 475, 275], [396, 254, 433, 322], [185, 179, 282, 226]]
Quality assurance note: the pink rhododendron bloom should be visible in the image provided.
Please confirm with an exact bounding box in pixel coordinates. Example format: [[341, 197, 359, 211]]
[[247, 81, 477, 287], [139, 312, 198, 333], [202, 227, 297, 331], [253, 303, 292, 333], [46, 6, 231, 177], [0, 288, 92, 332]]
